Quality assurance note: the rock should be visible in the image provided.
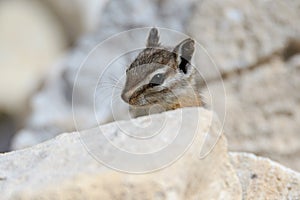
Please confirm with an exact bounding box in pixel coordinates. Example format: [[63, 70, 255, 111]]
[[0, 108, 243, 199], [192, 0, 300, 171], [188, 0, 300, 80], [98, 0, 197, 36], [0, 0, 67, 114], [2, 108, 300, 199], [230, 152, 300, 199], [203, 55, 300, 171]]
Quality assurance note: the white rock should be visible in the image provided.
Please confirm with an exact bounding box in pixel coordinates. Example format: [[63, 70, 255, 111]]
[[230, 152, 300, 199], [1, 108, 242, 199], [2, 108, 300, 199]]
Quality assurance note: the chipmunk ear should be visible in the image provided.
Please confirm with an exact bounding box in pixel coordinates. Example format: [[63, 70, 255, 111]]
[[173, 38, 195, 74], [146, 28, 160, 47]]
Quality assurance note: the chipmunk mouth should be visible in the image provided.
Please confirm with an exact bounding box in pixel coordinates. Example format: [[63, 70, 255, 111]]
[[128, 96, 153, 107], [130, 86, 177, 106], [124, 84, 171, 107]]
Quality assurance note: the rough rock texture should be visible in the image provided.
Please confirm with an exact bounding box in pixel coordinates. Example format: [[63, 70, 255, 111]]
[[188, 0, 300, 79], [202, 55, 300, 171], [0, 0, 67, 114], [2, 108, 300, 199], [97, 0, 197, 36], [189, 0, 300, 171], [1, 108, 243, 200], [230, 152, 300, 200]]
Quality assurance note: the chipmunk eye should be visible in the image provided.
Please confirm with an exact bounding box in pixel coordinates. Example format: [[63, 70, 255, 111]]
[[149, 73, 165, 87]]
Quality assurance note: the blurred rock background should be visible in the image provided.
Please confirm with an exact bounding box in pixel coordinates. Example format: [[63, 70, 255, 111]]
[[0, 0, 300, 173]]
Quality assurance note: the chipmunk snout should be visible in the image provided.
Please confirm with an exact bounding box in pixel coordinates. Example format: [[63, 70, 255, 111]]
[[122, 90, 139, 105], [121, 92, 130, 103]]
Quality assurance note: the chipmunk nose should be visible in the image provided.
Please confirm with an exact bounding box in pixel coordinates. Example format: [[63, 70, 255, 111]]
[[121, 92, 130, 103]]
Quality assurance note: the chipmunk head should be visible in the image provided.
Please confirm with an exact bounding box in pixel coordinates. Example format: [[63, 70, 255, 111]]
[[121, 28, 202, 111]]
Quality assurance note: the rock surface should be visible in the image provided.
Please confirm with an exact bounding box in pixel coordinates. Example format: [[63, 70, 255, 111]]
[[190, 0, 300, 171], [188, 0, 300, 79], [203, 55, 300, 171], [1, 108, 243, 200], [2, 108, 300, 199], [230, 152, 300, 200]]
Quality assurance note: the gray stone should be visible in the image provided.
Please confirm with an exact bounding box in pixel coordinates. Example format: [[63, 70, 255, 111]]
[[203, 55, 300, 171], [230, 152, 300, 200], [188, 0, 300, 79]]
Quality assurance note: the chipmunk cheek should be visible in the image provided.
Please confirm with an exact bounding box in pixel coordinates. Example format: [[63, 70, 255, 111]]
[[128, 95, 140, 105], [129, 97, 147, 106], [127, 90, 146, 106], [128, 98, 136, 105]]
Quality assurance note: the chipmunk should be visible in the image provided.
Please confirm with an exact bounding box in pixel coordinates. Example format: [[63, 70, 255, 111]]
[[121, 28, 203, 117]]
